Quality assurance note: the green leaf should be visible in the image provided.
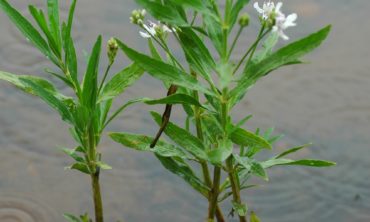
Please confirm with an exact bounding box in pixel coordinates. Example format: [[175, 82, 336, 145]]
[[148, 39, 162, 60], [63, 0, 77, 51], [0, 0, 53, 61], [28, 6, 61, 58], [19, 78, 72, 123], [250, 211, 261, 222], [229, 0, 250, 31], [207, 139, 233, 165], [178, 27, 215, 83], [151, 111, 208, 160], [82, 36, 102, 108], [47, 0, 62, 56], [116, 39, 216, 96], [63, 214, 81, 222], [232, 201, 248, 217], [155, 155, 209, 196], [144, 93, 204, 108], [275, 143, 312, 159], [231, 25, 331, 104], [234, 155, 268, 180], [231, 127, 271, 150], [62, 0, 78, 84], [203, 13, 223, 57], [261, 159, 336, 169], [66, 162, 90, 174], [99, 63, 144, 102], [251, 32, 279, 64], [96, 161, 112, 170], [62, 148, 84, 162], [65, 36, 78, 85], [109, 133, 191, 159], [135, 0, 187, 26], [168, 0, 206, 12], [0, 71, 59, 96], [201, 114, 223, 143]]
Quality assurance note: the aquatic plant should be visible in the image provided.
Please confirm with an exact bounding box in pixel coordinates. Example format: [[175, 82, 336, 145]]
[[0, 0, 145, 221], [110, 0, 335, 221]]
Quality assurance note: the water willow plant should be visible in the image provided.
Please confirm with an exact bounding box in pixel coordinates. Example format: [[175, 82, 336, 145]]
[[110, 0, 335, 221], [0, 0, 145, 221]]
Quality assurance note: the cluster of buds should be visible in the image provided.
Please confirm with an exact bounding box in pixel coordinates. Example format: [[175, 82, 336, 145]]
[[107, 38, 118, 65], [139, 21, 175, 39], [130, 9, 146, 25], [254, 1, 297, 40]]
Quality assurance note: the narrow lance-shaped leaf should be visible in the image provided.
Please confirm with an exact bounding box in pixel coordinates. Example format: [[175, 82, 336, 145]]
[[178, 27, 215, 84], [168, 0, 206, 12], [0, 71, 72, 104], [0, 0, 53, 61], [19, 78, 73, 124], [155, 154, 209, 196], [63, 214, 81, 222], [230, 25, 332, 104], [203, 13, 223, 57], [275, 143, 312, 159], [28, 6, 61, 58], [82, 36, 102, 108], [231, 127, 272, 149], [99, 63, 144, 102], [47, 0, 62, 57], [63, 0, 77, 52], [144, 93, 205, 108], [234, 154, 268, 180], [116, 39, 216, 96], [135, 0, 187, 26], [261, 158, 336, 169], [110, 133, 192, 159], [63, 0, 78, 84], [151, 111, 208, 160]]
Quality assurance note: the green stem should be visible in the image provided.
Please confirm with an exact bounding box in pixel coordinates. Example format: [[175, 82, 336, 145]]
[[191, 71, 225, 221], [97, 63, 112, 96], [228, 26, 244, 59], [232, 27, 269, 75], [208, 166, 222, 221], [91, 170, 104, 222], [208, 92, 229, 221], [226, 157, 247, 222], [87, 123, 104, 222]]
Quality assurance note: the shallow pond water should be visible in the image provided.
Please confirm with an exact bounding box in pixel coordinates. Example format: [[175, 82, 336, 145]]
[[0, 0, 369, 221]]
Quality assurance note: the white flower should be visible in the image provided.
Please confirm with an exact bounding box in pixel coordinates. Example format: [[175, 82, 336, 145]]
[[254, 1, 297, 40], [139, 21, 175, 39]]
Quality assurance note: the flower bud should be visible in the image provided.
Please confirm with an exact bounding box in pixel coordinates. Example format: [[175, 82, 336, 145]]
[[107, 38, 118, 65], [130, 9, 146, 25], [238, 13, 250, 27]]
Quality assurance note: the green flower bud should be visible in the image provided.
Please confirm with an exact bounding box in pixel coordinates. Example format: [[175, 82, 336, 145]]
[[130, 9, 146, 25], [107, 38, 118, 65], [238, 13, 250, 27]]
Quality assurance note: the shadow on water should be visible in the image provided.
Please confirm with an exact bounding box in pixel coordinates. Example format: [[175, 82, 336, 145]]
[[0, 0, 369, 221]]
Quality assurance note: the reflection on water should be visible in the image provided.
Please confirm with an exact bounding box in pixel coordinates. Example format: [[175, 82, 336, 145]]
[[0, 0, 369, 221]]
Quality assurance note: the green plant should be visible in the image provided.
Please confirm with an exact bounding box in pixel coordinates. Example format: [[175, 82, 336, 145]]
[[110, 0, 335, 221], [0, 0, 144, 221]]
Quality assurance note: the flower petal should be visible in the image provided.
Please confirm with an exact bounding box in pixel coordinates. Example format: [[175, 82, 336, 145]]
[[254, 2, 264, 14], [275, 2, 283, 12], [139, 31, 151, 38]]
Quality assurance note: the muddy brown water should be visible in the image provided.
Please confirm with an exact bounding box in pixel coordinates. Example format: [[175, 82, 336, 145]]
[[0, 0, 369, 221]]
